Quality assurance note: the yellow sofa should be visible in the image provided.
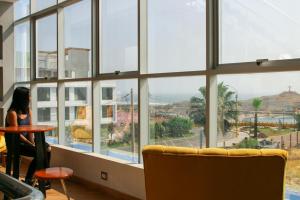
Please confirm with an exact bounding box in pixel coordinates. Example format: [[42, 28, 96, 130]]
[[143, 145, 287, 200], [0, 132, 6, 166]]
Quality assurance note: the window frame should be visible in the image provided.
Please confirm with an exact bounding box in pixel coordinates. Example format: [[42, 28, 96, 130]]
[[12, 0, 300, 164]]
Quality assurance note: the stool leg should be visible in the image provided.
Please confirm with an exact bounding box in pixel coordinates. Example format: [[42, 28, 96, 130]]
[[60, 179, 70, 200]]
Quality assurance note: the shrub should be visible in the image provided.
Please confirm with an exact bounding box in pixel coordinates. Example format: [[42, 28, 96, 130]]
[[235, 137, 259, 148]]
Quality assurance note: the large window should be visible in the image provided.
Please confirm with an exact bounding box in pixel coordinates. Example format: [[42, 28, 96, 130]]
[[36, 83, 58, 144], [65, 82, 92, 151], [100, 79, 138, 162], [217, 72, 300, 192], [12, 1, 300, 196], [64, 0, 91, 79], [149, 77, 206, 147], [15, 22, 30, 82], [100, 0, 138, 73], [36, 14, 57, 79], [14, 0, 30, 20], [148, 0, 206, 73], [220, 0, 300, 64]]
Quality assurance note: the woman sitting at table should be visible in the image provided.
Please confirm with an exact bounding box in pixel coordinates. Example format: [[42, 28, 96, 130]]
[[5, 87, 51, 185]]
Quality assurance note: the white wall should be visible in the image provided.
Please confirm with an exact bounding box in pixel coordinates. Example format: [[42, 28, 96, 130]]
[[51, 145, 146, 200], [0, 2, 14, 125]]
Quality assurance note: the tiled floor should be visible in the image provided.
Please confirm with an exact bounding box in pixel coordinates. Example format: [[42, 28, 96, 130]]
[[0, 162, 119, 200]]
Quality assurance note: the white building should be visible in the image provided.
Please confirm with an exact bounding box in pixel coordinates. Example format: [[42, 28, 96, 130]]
[[36, 48, 117, 137]]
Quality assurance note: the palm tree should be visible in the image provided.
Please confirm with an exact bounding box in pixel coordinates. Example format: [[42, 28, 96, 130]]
[[252, 98, 262, 138], [189, 82, 237, 136]]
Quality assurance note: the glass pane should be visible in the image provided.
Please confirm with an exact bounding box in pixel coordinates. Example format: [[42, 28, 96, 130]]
[[37, 83, 58, 144], [148, 0, 206, 73], [217, 72, 300, 197], [100, 79, 138, 163], [220, 0, 300, 64], [74, 88, 87, 101], [64, 0, 91, 79], [15, 22, 30, 82], [37, 87, 50, 101], [32, 0, 56, 13], [102, 87, 113, 100], [36, 14, 57, 79], [14, 0, 30, 21], [65, 82, 92, 151], [100, 0, 138, 73], [148, 76, 206, 148]]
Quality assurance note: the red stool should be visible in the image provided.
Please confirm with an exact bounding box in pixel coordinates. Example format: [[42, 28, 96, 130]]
[[34, 167, 73, 200]]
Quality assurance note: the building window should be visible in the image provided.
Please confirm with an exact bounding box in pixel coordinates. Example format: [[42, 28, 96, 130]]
[[37, 87, 50, 101], [102, 105, 114, 118], [102, 87, 113, 100], [65, 87, 69, 101], [65, 107, 70, 121], [74, 88, 87, 101], [38, 108, 51, 122]]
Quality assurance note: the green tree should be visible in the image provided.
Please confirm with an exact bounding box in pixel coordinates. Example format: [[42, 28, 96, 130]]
[[165, 117, 193, 137], [154, 122, 166, 138], [294, 114, 300, 131], [252, 98, 262, 138], [189, 82, 237, 136]]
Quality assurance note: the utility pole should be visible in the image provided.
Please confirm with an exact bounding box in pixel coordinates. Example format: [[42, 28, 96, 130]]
[[235, 94, 238, 137], [130, 88, 135, 159]]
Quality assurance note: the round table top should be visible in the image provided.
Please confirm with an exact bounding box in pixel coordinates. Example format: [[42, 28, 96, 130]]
[[34, 167, 73, 180], [0, 125, 56, 133]]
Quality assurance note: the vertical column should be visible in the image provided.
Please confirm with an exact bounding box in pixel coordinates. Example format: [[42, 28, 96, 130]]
[[139, 0, 149, 162], [57, 7, 65, 145], [93, 81, 101, 153], [92, 0, 100, 153], [57, 83, 65, 145], [206, 0, 219, 147], [31, 83, 38, 124], [57, 8, 65, 80], [30, 19, 36, 81]]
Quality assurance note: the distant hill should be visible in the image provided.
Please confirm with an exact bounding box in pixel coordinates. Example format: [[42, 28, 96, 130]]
[[239, 91, 300, 112]]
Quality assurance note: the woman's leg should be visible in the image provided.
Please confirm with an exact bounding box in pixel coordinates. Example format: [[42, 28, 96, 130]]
[[46, 142, 51, 168], [19, 143, 36, 182]]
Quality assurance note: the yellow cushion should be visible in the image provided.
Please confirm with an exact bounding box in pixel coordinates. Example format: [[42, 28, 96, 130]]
[[0, 133, 6, 152], [143, 145, 287, 200]]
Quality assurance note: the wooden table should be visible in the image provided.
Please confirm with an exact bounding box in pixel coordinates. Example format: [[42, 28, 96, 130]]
[[0, 125, 55, 194]]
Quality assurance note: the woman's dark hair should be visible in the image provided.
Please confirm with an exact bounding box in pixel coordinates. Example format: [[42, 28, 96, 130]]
[[9, 87, 30, 114]]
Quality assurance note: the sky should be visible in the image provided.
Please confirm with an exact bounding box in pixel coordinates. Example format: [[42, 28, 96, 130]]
[[14, 0, 300, 99]]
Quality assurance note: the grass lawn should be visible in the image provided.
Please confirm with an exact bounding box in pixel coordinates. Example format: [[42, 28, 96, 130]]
[[259, 127, 294, 137], [286, 149, 300, 191]]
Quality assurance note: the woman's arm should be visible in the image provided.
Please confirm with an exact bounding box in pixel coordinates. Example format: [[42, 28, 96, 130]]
[[7, 111, 34, 146], [28, 110, 35, 145]]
